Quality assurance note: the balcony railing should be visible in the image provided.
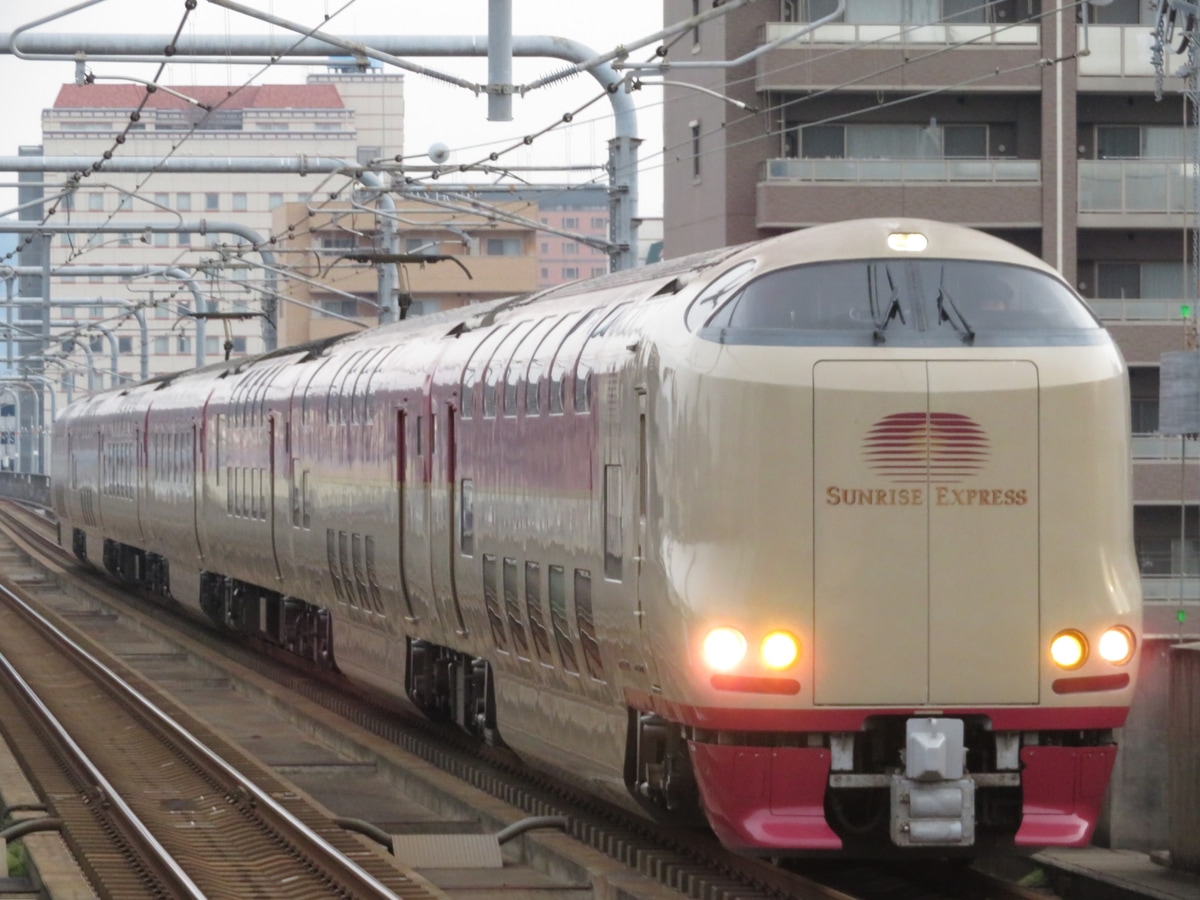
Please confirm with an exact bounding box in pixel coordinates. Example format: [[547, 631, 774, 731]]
[[1089, 297, 1191, 322], [1132, 434, 1200, 460], [1142, 576, 1200, 602], [764, 157, 1040, 182], [1078, 159, 1193, 214], [1077, 25, 1160, 78], [763, 20, 1039, 45]]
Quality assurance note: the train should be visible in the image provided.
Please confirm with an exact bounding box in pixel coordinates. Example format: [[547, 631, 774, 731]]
[[51, 218, 1141, 856]]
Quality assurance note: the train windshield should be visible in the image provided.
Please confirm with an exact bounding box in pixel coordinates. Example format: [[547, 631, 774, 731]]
[[698, 259, 1103, 347]]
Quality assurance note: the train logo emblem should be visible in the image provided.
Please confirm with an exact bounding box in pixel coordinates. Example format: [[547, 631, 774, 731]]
[[864, 412, 988, 484]]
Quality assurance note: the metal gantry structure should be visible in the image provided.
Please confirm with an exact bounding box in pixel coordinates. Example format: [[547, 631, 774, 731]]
[[0, 1, 794, 471]]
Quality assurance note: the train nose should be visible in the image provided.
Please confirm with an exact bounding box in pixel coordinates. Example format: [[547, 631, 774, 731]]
[[812, 360, 1040, 706]]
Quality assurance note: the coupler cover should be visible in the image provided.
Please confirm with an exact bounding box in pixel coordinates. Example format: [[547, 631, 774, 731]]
[[890, 718, 976, 847]]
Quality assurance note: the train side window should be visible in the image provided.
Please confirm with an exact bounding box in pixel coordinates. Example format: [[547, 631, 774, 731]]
[[525, 561, 552, 663], [526, 313, 579, 416], [483, 554, 508, 650], [415, 416, 423, 456], [352, 533, 369, 609], [460, 326, 508, 420], [364, 536, 384, 615], [573, 303, 627, 415], [302, 471, 311, 529], [460, 479, 475, 556], [484, 323, 530, 419], [604, 465, 623, 581], [503, 557, 530, 659], [548, 564, 579, 674], [574, 366, 591, 413], [550, 308, 601, 414], [339, 531, 355, 608], [505, 317, 555, 417], [226, 467, 234, 515], [327, 529, 343, 601], [575, 569, 605, 680], [684, 261, 756, 331]]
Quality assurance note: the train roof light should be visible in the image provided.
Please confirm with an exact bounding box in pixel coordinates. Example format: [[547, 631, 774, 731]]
[[703, 627, 747, 672], [887, 232, 928, 252], [1050, 630, 1088, 670], [761, 631, 799, 670], [1098, 626, 1136, 665]]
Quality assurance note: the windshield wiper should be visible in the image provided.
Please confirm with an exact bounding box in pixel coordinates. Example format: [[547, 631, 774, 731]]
[[935, 269, 975, 345], [870, 265, 905, 344]]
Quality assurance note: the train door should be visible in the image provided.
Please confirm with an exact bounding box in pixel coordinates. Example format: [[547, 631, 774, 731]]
[[267, 414, 283, 582], [633, 388, 660, 685], [394, 408, 419, 623], [400, 400, 437, 626], [430, 399, 467, 635]]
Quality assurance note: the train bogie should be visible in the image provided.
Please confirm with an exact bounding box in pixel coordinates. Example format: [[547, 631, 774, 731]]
[[52, 218, 1140, 856]]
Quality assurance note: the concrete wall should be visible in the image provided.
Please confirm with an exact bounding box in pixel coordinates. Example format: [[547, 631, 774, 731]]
[[1102, 639, 1173, 850], [1169, 643, 1200, 871]]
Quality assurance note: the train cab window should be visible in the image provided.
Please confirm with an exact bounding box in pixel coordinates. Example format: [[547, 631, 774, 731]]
[[483, 554, 508, 650], [503, 558, 530, 659], [549, 309, 602, 415], [700, 260, 1100, 346], [574, 569, 604, 680], [685, 261, 757, 331], [548, 564, 579, 674], [460, 479, 475, 556], [525, 561, 552, 663], [526, 313, 581, 416]]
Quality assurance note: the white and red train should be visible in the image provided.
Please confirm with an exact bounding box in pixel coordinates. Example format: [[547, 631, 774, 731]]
[[52, 218, 1141, 855]]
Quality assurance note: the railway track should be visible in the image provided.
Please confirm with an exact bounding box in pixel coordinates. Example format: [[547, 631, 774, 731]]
[[0, 501, 1056, 900]]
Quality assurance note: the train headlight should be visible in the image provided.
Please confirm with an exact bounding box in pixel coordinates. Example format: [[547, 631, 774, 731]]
[[761, 631, 799, 670], [1050, 630, 1088, 670], [1098, 626, 1136, 665], [702, 627, 747, 672], [887, 232, 928, 252]]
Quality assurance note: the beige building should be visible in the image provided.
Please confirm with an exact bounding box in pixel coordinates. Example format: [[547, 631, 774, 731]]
[[29, 69, 403, 400], [270, 199, 540, 346]]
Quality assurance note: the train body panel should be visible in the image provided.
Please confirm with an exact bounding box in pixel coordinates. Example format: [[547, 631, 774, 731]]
[[52, 219, 1141, 855]]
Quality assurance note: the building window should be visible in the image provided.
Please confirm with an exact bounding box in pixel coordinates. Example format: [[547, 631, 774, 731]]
[[232, 193, 248, 212], [154, 336, 169, 354], [178, 232, 191, 246], [118, 336, 132, 353], [540, 242, 549, 253], [177, 336, 191, 354], [206, 336, 220, 355], [591, 217, 607, 230], [1096, 125, 1185, 159], [177, 192, 191, 212], [563, 241, 578, 254], [540, 267, 549, 279], [269, 193, 284, 209], [691, 119, 702, 178], [1097, 261, 1184, 300], [154, 192, 169, 210], [591, 267, 606, 278], [357, 145, 382, 164], [563, 216, 579, 229], [796, 123, 989, 160], [154, 232, 169, 247], [89, 193, 105, 212], [486, 238, 522, 256], [562, 267, 579, 279], [205, 192, 219, 211], [231, 337, 247, 354]]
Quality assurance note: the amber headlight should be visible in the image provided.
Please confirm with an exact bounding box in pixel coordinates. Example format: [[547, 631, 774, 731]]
[[702, 627, 747, 672], [1098, 626, 1136, 665], [761, 631, 799, 670], [1050, 630, 1088, 670]]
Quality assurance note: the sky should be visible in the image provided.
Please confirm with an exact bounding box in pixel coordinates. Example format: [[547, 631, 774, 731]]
[[0, 0, 668, 216]]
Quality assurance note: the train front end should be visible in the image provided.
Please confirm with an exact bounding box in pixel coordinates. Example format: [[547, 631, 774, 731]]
[[639, 220, 1140, 855]]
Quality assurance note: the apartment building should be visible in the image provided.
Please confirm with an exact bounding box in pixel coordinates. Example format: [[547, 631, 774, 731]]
[[22, 68, 404, 397], [664, 0, 1196, 621], [269, 199, 540, 346], [663, 0, 1193, 847]]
